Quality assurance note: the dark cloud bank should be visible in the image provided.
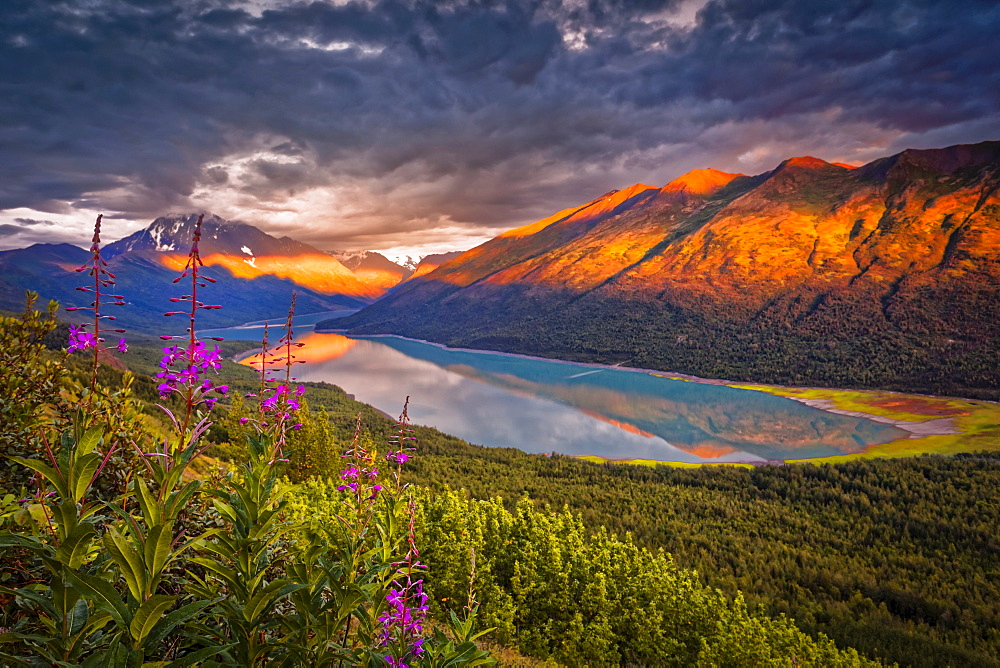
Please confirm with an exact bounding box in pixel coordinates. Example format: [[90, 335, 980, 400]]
[[1, 0, 999, 251]]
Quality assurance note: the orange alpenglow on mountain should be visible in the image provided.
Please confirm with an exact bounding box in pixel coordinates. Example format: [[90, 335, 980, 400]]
[[657, 168, 743, 196], [158, 253, 381, 299]]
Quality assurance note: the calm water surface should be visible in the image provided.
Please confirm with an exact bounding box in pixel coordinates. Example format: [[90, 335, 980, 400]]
[[202, 314, 908, 463]]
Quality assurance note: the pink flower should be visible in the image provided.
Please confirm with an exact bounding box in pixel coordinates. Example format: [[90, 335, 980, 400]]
[[67, 325, 97, 353]]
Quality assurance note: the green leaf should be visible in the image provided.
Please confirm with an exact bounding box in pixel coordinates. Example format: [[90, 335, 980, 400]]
[[84, 611, 114, 636], [134, 477, 160, 527], [67, 597, 90, 636], [144, 522, 174, 577], [104, 527, 148, 601], [162, 643, 235, 668], [72, 453, 103, 503], [64, 570, 131, 628], [51, 499, 80, 536], [144, 599, 215, 649], [164, 481, 202, 520], [77, 427, 104, 457], [244, 580, 304, 623], [129, 594, 175, 643], [210, 499, 239, 526], [55, 523, 97, 569], [8, 456, 66, 497], [189, 558, 244, 594], [0, 585, 56, 617], [0, 648, 31, 666], [0, 534, 45, 553]]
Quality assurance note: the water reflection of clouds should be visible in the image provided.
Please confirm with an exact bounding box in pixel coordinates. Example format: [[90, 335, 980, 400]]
[[217, 327, 907, 463], [295, 339, 760, 463]]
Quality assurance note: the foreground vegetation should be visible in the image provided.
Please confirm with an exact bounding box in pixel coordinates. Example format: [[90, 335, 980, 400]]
[[9, 294, 999, 665]]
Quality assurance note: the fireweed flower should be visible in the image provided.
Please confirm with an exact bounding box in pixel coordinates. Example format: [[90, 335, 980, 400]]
[[67, 325, 97, 352], [244, 295, 307, 463], [158, 214, 228, 418], [379, 498, 429, 666], [386, 398, 416, 490], [65, 214, 128, 389], [156, 341, 228, 407]]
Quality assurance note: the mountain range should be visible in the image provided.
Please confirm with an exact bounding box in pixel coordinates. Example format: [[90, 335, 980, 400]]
[[0, 214, 423, 331], [331, 140, 1000, 399]]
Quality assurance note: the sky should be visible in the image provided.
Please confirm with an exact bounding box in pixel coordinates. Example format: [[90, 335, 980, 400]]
[[2, 0, 999, 262]]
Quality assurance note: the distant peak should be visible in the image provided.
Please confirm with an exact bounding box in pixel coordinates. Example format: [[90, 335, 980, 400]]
[[156, 212, 225, 223], [781, 156, 833, 169], [831, 162, 858, 169], [662, 168, 742, 196], [589, 183, 656, 207]]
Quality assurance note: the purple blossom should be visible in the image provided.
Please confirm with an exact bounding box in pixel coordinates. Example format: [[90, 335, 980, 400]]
[[116, 338, 128, 353], [387, 452, 410, 465], [378, 578, 429, 663], [67, 325, 97, 353], [156, 341, 225, 405]]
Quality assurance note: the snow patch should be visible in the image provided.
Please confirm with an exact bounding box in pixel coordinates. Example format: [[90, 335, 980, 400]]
[[244, 257, 257, 268], [241, 246, 253, 256]]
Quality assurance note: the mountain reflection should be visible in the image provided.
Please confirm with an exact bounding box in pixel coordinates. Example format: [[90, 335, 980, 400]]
[[275, 333, 907, 463]]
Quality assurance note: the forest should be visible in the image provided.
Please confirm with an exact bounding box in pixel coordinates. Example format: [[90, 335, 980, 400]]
[[247, 380, 1000, 668]]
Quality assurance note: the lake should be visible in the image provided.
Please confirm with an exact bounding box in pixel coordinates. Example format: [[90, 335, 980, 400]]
[[201, 314, 909, 464]]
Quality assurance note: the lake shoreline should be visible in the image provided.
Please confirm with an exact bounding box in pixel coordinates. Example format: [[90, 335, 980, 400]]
[[219, 316, 1000, 465], [323, 330, 966, 437]]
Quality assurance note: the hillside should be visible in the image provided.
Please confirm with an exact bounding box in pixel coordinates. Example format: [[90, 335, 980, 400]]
[[332, 141, 1000, 399]]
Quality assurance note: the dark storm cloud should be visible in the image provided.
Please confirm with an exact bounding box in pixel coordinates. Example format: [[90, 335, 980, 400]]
[[1, 0, 998, 249]]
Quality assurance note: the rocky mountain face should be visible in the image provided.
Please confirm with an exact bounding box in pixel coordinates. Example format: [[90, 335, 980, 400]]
[[334, 141, 1000, 398], [109, 214, 379, 300], [407, 251, 465, 280], [0, 214, 377, 332], [327, 250, 413, 291]]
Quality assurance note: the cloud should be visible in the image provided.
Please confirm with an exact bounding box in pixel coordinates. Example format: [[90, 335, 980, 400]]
[[13, 217, 55, 226], [1, 0, 998, 252]]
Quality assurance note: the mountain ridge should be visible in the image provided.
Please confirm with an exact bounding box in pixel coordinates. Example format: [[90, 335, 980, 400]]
[[0, 214, 376, 331]]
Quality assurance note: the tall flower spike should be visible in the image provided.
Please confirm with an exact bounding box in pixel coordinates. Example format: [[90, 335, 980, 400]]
[[241, 294, 305, 463], [158, 214, 227, 434], [258, 293, 305, 460], [387, 396, 416, 489], [66, 214, 128, 391], [379, 497, 429, 667]]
